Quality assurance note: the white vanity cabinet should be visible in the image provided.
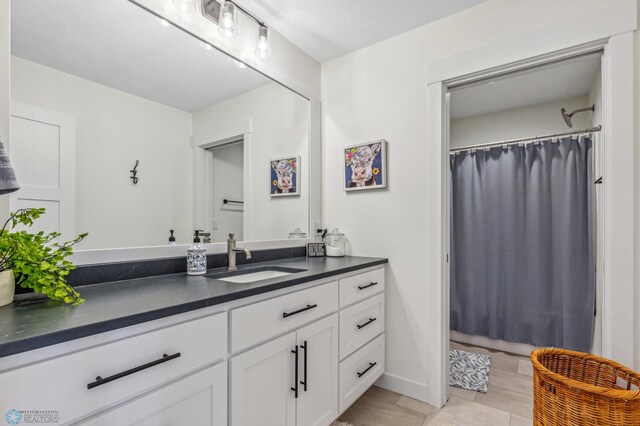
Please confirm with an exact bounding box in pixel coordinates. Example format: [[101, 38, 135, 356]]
[[0, 312, 229, 425], [0, 265, 386, 426], [81, 362, 227, 426], [229, 266, 386, 426], [229, 314, 339, 426]]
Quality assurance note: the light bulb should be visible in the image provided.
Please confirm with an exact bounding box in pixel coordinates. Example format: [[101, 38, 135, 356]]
[[255, 25, 271, 59], [218, 1, 238, 38]]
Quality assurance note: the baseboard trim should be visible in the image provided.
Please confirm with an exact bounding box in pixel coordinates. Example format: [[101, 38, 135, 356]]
[[374, 373, 429, 403]]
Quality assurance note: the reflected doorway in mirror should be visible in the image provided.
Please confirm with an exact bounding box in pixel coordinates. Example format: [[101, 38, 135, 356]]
[[270, 156, 300, 197]]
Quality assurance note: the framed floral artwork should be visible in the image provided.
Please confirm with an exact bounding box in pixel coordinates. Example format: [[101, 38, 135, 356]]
[[344, 140, 387, 191], [270, 156, 300, 197]]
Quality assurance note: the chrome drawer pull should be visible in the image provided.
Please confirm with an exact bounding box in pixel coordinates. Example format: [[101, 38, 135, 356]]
[[283, 304, 318, 318], [357, 282, 378, 290], [87, 352, 181, 389], [356, 317, 377, 330], [357, 362, 377, 378]]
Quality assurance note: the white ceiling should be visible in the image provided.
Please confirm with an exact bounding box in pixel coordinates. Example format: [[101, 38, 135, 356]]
[[234, 0, 492, 63], [450, 53, 602, 119], [11, 0, 272, 113]]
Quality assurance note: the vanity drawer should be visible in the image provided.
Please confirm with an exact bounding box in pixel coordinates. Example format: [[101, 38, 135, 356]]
[[230, 281, 339, 353], [339, 333, 385, 414], [339, 267, 385, 307], [0, 312, 227, 424], [339, 293, 385, 359]]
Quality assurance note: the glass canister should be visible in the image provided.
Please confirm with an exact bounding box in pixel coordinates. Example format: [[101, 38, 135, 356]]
[[325, 228, 346, 257], [288, 227, 308, 239]]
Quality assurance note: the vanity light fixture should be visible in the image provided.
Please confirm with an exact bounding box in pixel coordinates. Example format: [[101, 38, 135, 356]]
[[218, 1, 238, 38], [255, 25, 271, 59], [211, 0, 272, 59]]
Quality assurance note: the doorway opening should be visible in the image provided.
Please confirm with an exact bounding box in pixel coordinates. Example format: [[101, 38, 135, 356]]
[[207, 138, 244, 243], [445, 51, 605, 413]]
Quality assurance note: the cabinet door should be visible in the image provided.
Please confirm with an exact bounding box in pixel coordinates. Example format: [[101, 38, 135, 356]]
[[296, 314, 339, 426], [230, 332, 297, 426], [80, 362, 227, 426]]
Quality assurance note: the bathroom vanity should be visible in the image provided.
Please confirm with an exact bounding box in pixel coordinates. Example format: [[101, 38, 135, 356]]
[[0, 257, 387, 425]]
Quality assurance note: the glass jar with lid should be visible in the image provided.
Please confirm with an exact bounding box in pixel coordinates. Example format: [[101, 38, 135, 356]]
[[324, 228, 346, 257]]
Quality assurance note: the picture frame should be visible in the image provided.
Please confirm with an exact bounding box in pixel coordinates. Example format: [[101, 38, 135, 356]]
[[270, 155, 300, 197], [343, 140, 387, 191]]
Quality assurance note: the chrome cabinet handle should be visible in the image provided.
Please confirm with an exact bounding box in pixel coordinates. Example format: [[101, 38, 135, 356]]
[[87, 352, 181, 389]]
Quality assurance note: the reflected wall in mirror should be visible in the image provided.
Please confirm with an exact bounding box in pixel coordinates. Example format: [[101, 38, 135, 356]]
[[10, 0, 310, 250]]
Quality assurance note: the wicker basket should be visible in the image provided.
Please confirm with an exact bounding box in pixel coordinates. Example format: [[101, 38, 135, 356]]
[[531, 348, 640, 426]]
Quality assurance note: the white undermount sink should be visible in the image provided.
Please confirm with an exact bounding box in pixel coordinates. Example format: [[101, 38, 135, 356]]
[[205, 266, 307, 284], [218, 270, 294, 283]]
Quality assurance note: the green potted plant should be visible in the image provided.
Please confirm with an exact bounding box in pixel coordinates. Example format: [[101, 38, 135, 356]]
[[0, 208, 87, 307]]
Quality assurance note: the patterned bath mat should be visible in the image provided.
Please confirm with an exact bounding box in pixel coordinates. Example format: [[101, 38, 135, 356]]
[[449, 348, 491, 393]]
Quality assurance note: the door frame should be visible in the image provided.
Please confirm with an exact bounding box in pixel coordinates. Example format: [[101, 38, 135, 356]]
[[425, 2, 637, 407], [193, 118, 252, 241]]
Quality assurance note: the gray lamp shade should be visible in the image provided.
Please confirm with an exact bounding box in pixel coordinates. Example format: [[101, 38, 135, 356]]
[[0, 138, 19, 195]]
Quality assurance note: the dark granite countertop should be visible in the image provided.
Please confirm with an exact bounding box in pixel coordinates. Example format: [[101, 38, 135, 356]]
[[0, 256, 387, 358]]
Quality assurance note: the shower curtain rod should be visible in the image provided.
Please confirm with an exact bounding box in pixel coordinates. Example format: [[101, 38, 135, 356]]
[[450, 125, 602, 153]]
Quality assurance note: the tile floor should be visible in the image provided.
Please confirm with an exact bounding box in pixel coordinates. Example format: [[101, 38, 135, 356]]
[[336, 341, 534, 426]]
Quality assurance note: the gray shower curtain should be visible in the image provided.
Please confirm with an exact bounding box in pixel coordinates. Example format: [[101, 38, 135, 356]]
[[450, 135, 595, 352]]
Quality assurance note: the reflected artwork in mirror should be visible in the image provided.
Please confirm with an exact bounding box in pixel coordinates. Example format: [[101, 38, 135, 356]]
[[9, 0, 310, 249]]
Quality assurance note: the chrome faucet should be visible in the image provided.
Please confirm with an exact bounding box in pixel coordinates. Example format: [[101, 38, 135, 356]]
[[227, 233, 252, 271]]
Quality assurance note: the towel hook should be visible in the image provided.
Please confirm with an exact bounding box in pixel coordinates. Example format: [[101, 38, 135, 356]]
[[130, 160, 139, 185]]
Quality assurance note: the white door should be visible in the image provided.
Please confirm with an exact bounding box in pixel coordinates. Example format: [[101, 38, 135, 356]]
[[80, 362, 227, 425], [210, 141, 244, 242], [230, 332, 296, 426], [296, 314, 339, 426], [9, 102, 76, 240]]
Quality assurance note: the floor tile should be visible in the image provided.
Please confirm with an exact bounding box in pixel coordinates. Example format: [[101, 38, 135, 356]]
[[488, 351, 520, 373], [475, 383, 533, 419], [396, 395, 440, 416], [448, 385, 477, 401], [489, 369, 533, 396], [428, 396, 511, 426], [517, 359, 533, 377], [509, 413, 532, 426], [338, 386, 429, 426]]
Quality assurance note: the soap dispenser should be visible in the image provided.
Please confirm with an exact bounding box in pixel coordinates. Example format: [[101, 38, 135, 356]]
[[168, 230, 176, 246], [187, 230, 207, 275]]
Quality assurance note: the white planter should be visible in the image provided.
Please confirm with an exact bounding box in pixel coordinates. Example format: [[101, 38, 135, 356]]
[[0, 270, 15, 307]]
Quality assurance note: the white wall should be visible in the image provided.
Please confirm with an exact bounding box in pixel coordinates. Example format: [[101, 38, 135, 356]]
[[11, 57, 194, 249], [193, 83, 309, 241], [451, 95, 591, 148], [321, 0, 638, 404]]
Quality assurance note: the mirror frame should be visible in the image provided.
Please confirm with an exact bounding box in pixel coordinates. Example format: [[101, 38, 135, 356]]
[[69, 0, 321, 265]]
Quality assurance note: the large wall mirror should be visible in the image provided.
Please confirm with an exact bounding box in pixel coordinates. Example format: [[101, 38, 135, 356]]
[[9, 0, 310, 251]]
